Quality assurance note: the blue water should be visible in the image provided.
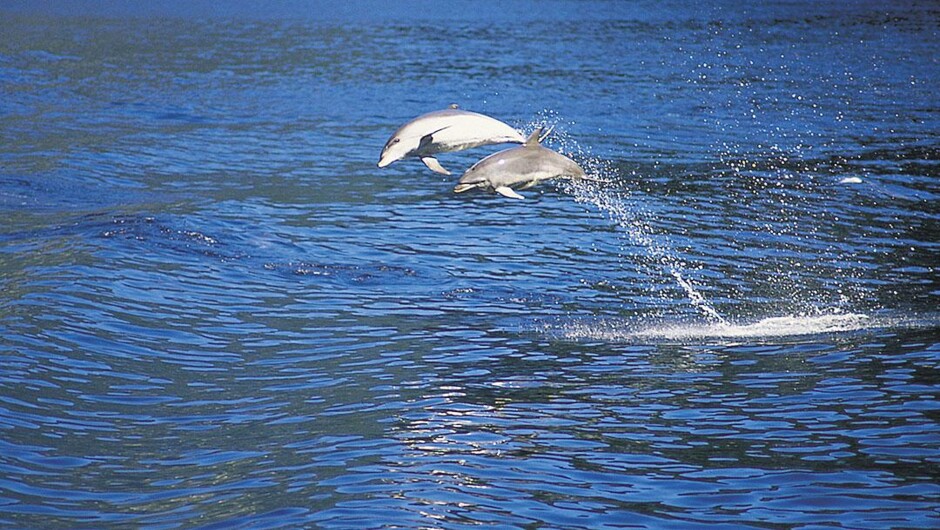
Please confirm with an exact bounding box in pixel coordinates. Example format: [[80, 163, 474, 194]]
[[2, 1, 939, 528]]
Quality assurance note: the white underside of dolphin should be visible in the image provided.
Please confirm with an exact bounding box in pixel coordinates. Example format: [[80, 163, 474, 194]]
[[378, 105, 526, 176], [453, 127, 590, 199]]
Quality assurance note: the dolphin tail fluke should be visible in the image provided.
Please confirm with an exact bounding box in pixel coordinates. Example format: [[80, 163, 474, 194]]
[[524, 127, 544, 147], [421, 156, 451, 175], [495, 186, 525, 199]]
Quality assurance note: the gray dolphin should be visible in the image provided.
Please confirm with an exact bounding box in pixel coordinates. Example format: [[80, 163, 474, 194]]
[[378, 105, 526, 176], [453, 127, 587, 199]]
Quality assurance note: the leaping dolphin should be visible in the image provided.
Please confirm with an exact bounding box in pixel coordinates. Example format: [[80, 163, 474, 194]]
[[453, 127, 587, 199], [377, 105, 526, 176]]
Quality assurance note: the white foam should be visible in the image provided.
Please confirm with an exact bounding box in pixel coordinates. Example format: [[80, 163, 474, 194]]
[[560, 313, 876, 342]]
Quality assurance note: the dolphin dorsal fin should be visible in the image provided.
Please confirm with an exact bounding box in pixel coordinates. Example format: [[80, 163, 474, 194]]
[[524, 127, 544, 147]]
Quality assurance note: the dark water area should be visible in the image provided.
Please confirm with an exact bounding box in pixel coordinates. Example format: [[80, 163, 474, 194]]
[[1, 1, 939, 528]]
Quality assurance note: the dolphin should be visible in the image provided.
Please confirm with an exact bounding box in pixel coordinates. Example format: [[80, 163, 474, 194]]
[[453, 127, 587, 199], [378, 105, 526, 176]]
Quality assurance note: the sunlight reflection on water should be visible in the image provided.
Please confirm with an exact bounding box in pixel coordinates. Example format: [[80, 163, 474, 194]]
[[1, 1, 938, 528]]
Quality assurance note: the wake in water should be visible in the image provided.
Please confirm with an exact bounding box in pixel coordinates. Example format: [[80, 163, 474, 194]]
[[529, 116, 892, 341], [560, 312, 873, 342], [557, 312, 940, 342]]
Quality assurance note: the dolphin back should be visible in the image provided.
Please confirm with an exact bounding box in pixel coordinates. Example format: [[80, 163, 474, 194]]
[[432, 110, 526, 149]]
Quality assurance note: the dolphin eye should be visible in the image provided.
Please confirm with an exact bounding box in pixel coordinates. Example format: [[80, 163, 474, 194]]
[[392, 138, 401, 144]]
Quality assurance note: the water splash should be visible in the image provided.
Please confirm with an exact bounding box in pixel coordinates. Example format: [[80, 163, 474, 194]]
[[532, 118, 727, 324], [560, 177, 727, 324], [558, 312, 880, 342], [526, 116, 900, 340]]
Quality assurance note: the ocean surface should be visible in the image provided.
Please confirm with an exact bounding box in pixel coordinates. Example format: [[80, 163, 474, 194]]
[[1, 1, 938, 528]]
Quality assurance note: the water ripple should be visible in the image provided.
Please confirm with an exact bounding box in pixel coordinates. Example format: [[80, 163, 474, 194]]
[[1, 2, 939, 529]]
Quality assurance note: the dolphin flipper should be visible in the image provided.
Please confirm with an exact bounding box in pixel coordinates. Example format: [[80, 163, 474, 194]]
[[495, 186, 525, 200], [421, 156, 451, 175]]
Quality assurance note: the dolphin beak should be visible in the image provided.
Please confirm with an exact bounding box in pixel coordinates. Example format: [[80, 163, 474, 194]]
[[377, 153, 393, 168]]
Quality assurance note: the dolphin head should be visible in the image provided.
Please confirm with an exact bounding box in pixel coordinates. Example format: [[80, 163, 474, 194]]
[[378, 134, 412, 168], [453, 153, 500, 193], [378, 115, 442, 168]]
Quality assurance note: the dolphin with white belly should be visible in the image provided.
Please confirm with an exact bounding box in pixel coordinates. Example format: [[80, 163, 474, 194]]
[[453, 127, 587, 199], [378, 105, 526, 175]]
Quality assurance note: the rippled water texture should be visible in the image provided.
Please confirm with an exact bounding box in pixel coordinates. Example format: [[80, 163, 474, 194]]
[[1, 1, 939, 528]]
